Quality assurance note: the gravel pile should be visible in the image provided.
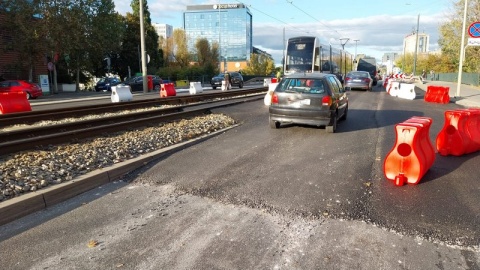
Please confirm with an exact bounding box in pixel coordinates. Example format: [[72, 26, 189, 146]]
[[0, 113, 236, 202]]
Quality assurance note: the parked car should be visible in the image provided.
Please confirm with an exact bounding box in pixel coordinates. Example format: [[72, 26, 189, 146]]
[[211, 72, 244, 89], [0, 80, 43, 100], [122, 75, 163, 91], [94, 77, 121, 92], [344, 71, 373, 91], [269, 73, 349, 133]]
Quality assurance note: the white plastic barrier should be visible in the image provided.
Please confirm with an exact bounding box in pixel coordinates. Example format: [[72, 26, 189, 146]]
[[397, 83, 416, 100], [111, 85, 133, 102], [189, 82, 203, 94], [221, 80, 231, 91], [263, 78, 272, 87], [264, 82, 279, 106], [389, 81, 401, 97]]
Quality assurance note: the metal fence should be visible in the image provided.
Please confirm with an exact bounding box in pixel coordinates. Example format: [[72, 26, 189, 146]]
[[430, 72, 479, 86]]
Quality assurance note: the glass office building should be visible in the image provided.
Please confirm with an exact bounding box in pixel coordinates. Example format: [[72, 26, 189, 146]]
[[183, 3, 252, 70]]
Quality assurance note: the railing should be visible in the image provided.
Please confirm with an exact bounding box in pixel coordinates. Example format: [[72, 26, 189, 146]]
[[430, 72, 479, 86]]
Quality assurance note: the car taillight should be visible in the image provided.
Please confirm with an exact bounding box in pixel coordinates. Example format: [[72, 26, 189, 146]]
[[345, 77, 351, 82], [322, 95, 332, 106], [364, 78, 371, 83], [271, 93, 279, 104]]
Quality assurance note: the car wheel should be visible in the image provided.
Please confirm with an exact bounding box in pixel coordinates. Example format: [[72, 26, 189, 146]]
[[326, 112, 337, 133], [154, 84, 161, 91], [269, 119, 280, 129], [26, 92, 32, 100], [340, 106, 348, 121], [212, 86, 217, 90], [239, 81, 244, 88]]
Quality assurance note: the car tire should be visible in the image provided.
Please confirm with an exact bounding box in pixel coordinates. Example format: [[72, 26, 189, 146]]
[[239, 81, 244, 88], [326, 112, 337, 133], [154, 84, 161, 91], [212, 86, 216, 90], [269, 119, 280, 129], [26, 92, 32, 100]]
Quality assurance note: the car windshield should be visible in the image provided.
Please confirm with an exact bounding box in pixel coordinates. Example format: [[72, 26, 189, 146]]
[[276, 78, 325, 94], [348, 72, 369, 78]]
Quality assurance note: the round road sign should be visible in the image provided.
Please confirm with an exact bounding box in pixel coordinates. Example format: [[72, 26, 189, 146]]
[[468, 21, 480, 38]]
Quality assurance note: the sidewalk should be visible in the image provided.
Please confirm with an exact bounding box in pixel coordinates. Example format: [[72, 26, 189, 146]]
[[413, 80, 480, 108]]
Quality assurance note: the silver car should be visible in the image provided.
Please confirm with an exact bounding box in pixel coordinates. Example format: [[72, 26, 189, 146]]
[[344, 71, 373, 91], [268, 73, 349, 133]]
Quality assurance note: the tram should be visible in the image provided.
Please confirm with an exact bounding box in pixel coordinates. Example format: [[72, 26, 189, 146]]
[[283, 36, 353, 81]]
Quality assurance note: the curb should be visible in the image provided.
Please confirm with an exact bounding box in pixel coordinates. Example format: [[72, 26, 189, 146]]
[[0, 124, 239, 226]]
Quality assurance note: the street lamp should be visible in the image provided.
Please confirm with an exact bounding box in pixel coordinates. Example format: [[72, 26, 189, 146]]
[[339, 38, 350, 50], [353, 39, 359, 60]]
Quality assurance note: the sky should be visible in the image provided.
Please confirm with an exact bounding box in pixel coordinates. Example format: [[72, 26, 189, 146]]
[[112, 0, 455, 65]]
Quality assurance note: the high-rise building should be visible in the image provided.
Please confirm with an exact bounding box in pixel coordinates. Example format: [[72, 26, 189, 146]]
[[152, 23, 173, 39], [403, 32, 429, 54], [183, 3, 253, 71], [382, 52, 399, 63]]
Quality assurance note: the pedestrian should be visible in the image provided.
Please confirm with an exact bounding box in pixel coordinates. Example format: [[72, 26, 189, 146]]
[[422, 70, 426, 79], [223, 72, 231, 90], [276, 70, 282, 82], [430, 70, 435, 81]]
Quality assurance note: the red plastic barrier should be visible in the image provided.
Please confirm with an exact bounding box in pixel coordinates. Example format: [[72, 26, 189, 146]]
[[436, 108, 480, 156], [0, 92, 32, 114], [160, 83, 176, 97], [384, 116, 435, 186], [424, 85, 450, 104], [147, 75, 153, 91], [271, 78, 278, 83], [383, 77, 389, 88]]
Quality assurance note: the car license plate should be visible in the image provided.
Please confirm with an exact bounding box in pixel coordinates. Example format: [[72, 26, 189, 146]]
[[353, 79, 361, 82], [301, 99, 310, 105]]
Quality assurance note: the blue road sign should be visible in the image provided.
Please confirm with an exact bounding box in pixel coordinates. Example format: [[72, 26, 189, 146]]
[[468, 22, 480, 38]]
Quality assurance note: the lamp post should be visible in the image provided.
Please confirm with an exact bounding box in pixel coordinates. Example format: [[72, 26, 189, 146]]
[[339, 38, 350, 50], [413, 14, 420, 76], [456, 0, 468, 97], [353, 39, 359, 69], [139, 0, 147, 93]]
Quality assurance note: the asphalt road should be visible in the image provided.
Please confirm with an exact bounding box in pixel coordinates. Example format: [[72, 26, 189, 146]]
[[0, 83, 479, 269]]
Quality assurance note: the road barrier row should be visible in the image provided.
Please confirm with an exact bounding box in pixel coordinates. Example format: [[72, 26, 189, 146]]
[[424, 85, 450, 104], [264, 82, 278, 106], [161, 83, 177, 97], [0, 92, 32, 114], [111, 85, 133, 102], [436, 108, 480, 156], [384, 116, 435, 186], [189, 82, 203, 95], [385, 79, 416, 100]]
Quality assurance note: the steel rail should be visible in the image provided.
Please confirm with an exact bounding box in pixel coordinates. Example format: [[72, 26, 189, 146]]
[[0, 88, 266, 126], [0, 95, 264, 156]]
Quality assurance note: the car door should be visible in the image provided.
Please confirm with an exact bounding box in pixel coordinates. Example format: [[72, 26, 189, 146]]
[[327, 76, 347, 116]]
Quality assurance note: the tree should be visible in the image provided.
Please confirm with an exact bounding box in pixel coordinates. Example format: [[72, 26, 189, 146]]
[[243, 53, 275, 75], [2, 0, 47, 82], [128, 0, 160, 74], [172, 29, 190, 67], [438, 0, 480, 73]]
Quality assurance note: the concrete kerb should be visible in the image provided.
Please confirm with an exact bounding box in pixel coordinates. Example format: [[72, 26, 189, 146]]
[[0, 124, 240, 226]]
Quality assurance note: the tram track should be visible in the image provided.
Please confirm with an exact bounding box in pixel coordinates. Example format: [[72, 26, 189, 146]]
[[0, 88, 266, 126], [0, 88, 266, 156]]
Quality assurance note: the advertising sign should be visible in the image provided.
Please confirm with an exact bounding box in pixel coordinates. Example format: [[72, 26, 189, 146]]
[[39, 75, 50, 93]]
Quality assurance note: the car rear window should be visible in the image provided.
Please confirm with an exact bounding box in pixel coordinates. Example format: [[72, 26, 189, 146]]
[[276, 78, 325, 94]]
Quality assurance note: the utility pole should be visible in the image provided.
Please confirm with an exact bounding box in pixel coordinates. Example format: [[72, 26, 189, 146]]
[[140, 0, 148, 93], [413, 14, 420, 76], [456, 0, 468, 97]]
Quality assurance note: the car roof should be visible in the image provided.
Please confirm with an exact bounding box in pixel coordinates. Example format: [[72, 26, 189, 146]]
[[283, 73, 333, 79]]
